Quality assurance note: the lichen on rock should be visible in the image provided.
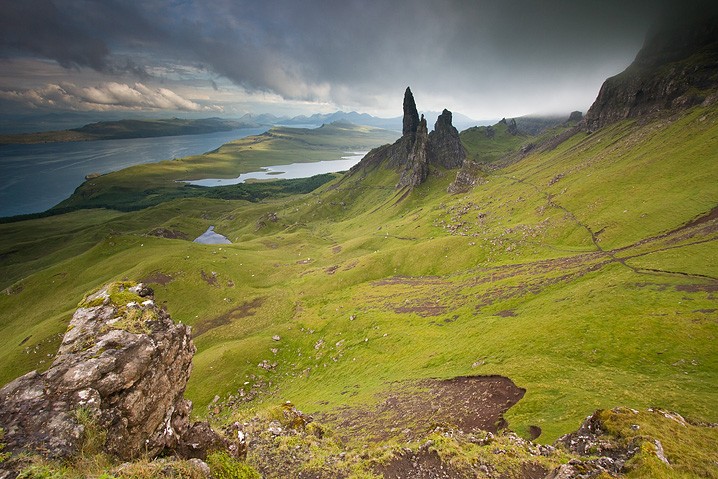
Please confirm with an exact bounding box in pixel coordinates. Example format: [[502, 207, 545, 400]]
[[0, 282, 231, 465]]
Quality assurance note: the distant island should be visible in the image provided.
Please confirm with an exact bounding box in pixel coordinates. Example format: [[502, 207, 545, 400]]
[[0, 117, 256, 145]]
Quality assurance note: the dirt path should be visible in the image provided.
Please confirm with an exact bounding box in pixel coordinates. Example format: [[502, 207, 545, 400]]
[[504, 174, 718, 281]]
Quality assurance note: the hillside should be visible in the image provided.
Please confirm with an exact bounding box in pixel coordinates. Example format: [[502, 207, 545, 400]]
[[0, 118, 255, 145], [1, 14, 718, 479], [45, 122, 397, 214]]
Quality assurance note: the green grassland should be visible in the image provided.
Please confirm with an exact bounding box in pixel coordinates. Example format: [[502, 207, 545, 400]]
[[460, 120, 530, 164], [0, 117, 256, 144], [48, 122, 397, 213], [1, 106, 717, 475]]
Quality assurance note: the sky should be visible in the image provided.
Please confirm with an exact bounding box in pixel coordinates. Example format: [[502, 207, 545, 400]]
[[0, 0, 693, 124]]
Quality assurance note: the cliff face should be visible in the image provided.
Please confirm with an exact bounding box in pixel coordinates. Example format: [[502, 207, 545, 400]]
[[429, 109, 466, 169], [351, 87, 467, 189], [402, 86, 421, 136], [0, 283, 229, 462], [397, 114, 430, 188], [584, 12, 718, 131]]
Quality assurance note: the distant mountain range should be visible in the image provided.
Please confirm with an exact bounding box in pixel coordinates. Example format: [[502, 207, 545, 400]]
[[0, 109, 575, 145], [239, 110, 485, 131]]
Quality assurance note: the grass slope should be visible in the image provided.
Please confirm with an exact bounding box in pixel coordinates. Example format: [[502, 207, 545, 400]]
[[50, 122, 397, 213], [1, 105, 716, 475], [0, 118, 255, 144]]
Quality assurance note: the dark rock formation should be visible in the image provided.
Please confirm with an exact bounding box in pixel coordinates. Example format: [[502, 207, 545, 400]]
[[567, 111, 583, 123], [0, 283, 228, 463], [584, 9, 718, 131], [397, 115, 430, 188], [428, 109, 467, 169], [351, 88, 467, 190], [402, 87, 420, 136]]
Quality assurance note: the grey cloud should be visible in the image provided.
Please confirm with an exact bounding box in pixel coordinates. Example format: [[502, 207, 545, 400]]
[[0, 81, 219, 112], [0, 0, 704, 116], [0, 0, 163, 75], [153, 0, 674, 110], [0, 0, 110, 70]]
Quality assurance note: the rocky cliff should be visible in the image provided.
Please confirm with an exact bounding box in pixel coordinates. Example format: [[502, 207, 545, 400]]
[[0, 282, 230, 464], [350, 87, 467, 189], [584, 9, 718, 131]]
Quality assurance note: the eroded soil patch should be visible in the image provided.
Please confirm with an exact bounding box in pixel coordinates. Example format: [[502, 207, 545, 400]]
[[147, 227, 188, 240], [323, 375, 525, 444], [194, 297, 265, 336], [378, 448, 468, 479], [675, 282, 718, 293], [200, 269, 219, 286], [393, 303, 447, 317], [140, 271, 175, 286]]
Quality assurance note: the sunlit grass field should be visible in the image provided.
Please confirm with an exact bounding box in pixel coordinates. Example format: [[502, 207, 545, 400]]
[[1, 105, 716, 460]]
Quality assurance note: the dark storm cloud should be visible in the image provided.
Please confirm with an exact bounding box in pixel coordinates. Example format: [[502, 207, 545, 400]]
[[0, 0, 705, 116], [0, 0, 110, 70], [0, 0, 161, 74]]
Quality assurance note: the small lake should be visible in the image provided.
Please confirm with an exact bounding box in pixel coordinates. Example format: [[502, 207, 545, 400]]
[[184, 152, 367, 187], [193, 226, 231, 244], [0, 127, 267, 218]]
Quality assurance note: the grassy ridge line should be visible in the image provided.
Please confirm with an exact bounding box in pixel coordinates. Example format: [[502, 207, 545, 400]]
[[0, 104, 716, 451], [0, 118, 254, 144]]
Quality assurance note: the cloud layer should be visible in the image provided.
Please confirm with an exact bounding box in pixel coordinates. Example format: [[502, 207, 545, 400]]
[[0, 0, 708, 118], [0, 82, 218, 112]]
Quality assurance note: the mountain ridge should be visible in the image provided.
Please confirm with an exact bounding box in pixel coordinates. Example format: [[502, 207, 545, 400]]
[[584, 10, 718, 131]]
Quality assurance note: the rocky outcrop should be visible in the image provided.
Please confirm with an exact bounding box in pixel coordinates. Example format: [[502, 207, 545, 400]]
[[402, 87, 421, 137], [0, 282, 229, 463], [447, 160, 486, 194], [584, 10, 718, 131], [567, 111, 583, 123], [350, 87, 467, 190], [397, 115, 430, 188], [549, 407, 676, 478], [428, 109, 467, 169]]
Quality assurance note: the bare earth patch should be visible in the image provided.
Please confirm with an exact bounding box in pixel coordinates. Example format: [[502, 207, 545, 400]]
[[379, 448, 466, 479], [675, 282, 718, 293], [140, 270, 175, 286], [393, 303, 447, 317], [200, 269, 219, 286], [193, 297, 265, 336], [323, 375, 525, 444], [147, 227, 188, 240]]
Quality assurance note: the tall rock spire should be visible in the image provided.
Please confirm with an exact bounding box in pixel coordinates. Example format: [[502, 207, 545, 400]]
[[397, 114, 429, 188], [402, 87, 420, 136], [350, 88, 468, 191]]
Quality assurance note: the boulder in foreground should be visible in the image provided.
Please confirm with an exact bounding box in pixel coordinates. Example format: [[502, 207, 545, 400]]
[[0, 282, 230, 462]]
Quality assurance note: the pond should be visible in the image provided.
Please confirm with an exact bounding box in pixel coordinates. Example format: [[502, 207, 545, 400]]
[[193, 226, 231, 244], [183, 152, 367, 187]]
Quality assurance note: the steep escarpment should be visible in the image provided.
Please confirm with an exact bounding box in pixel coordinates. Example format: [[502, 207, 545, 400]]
[[0, 282, 233, 465], [584, 10, 718, 131], [350, 87, 466, 189]]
